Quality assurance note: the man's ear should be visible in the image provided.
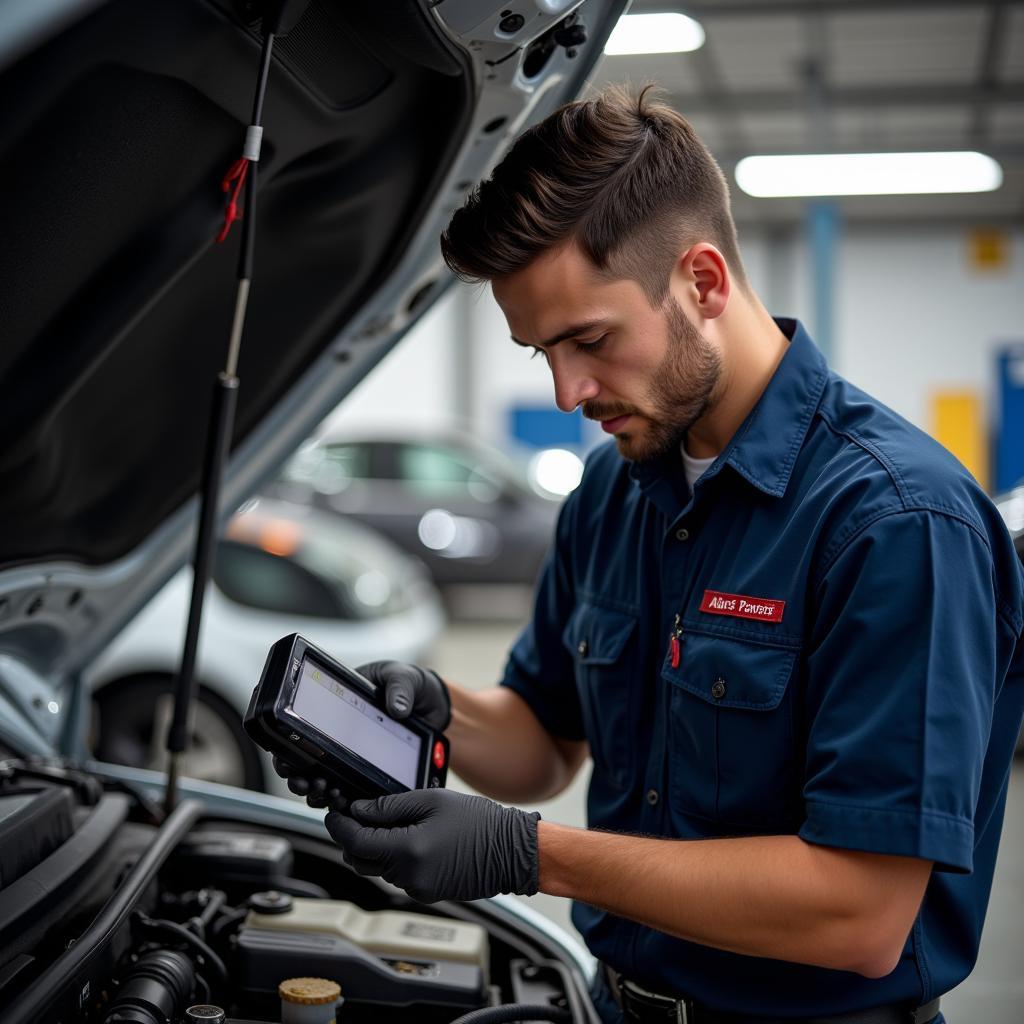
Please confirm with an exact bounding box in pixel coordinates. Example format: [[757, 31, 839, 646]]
[[671, 243, 730, 320]]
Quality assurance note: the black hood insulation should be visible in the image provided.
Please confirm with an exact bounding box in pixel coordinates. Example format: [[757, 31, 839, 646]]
[[0, 0, 469, 569]]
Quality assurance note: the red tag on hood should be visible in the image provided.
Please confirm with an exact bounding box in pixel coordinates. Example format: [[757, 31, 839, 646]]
[[700, 590, 785, 623]]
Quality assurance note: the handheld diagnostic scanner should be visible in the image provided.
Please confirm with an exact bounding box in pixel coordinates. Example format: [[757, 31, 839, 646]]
[[244, 634, 449, 800]]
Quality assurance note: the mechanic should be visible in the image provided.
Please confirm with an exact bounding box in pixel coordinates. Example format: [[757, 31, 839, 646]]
[[280, 87, 1024, 1024]]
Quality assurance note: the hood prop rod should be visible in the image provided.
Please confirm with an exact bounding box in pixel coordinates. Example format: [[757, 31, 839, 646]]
[[163, 13, 284, 817]]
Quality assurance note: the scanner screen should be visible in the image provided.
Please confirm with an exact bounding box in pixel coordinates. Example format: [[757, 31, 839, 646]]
[[291, 657, 421, 788]]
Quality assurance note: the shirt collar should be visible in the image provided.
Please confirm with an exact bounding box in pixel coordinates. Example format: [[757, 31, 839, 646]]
[[722, 318, 829, 498], [628, 318, 829, 507]]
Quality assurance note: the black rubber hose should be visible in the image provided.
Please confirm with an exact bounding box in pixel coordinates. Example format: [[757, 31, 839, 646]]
[[448, 1006, 572, 1024], [102, 949, 195, 1024], [190, 889, 226, 937], [135, 914, 229, 994]]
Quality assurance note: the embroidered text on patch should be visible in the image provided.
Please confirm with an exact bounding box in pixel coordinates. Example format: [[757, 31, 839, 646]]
[[700, 590, 786, 623]]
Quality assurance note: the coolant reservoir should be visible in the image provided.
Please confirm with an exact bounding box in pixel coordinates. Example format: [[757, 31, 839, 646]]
[[246, 897, 489, 974]]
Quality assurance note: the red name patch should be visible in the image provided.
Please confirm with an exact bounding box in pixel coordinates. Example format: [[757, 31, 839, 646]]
[[700, 590, 786, 623]]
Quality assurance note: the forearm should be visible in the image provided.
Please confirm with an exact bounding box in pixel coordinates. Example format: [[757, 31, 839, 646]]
[[445, 684, 585, 803], [538, 824, 930, 978]]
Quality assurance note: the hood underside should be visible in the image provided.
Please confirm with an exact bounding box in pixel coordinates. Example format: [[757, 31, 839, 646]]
[[0, 0, 628, 742], [0, 0, 470, 570]]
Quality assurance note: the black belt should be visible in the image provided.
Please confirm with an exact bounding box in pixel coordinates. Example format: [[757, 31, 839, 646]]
[[601, 965, 941, 1024]]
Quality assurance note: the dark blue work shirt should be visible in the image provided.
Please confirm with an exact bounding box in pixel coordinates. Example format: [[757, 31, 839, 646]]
[[501, 319, 1024, 1019]]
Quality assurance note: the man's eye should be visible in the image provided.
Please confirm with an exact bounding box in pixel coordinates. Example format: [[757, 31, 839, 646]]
[[575, 334, 609, 353], [529, 347, 548, 362]]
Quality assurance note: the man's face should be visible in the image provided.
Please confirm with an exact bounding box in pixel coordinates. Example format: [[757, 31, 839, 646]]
[[493, 242, 722, 462]]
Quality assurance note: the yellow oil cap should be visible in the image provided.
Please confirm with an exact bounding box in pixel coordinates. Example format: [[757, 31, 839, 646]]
[[278, 977, 342, 1006]]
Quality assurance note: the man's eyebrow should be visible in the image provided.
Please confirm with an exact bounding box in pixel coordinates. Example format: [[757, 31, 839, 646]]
[[511, 319, 608, 349]]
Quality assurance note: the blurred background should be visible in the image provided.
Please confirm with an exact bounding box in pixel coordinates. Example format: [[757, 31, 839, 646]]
[[90, 1, 1024, 1018]]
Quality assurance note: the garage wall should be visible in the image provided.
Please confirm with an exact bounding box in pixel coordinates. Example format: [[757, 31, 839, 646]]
[[832, 227, 1023, 433], [325, 226, 1024, 473], [742, 225, 1024, 433]]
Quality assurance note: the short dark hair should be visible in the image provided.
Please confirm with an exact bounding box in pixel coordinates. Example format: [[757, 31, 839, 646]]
[[440, 85, 747, 303]]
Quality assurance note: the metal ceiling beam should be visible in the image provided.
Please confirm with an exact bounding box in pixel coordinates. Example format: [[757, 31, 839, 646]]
[[970, 0, 1012, 143], [685, 25, 752, 153], [666, 81, 1024, 115]]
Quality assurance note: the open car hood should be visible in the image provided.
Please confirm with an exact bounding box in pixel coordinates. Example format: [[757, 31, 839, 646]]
[[0, 0, 627, 755]]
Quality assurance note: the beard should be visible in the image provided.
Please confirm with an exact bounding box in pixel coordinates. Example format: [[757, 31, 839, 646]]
[[584, 297, 722, 463]]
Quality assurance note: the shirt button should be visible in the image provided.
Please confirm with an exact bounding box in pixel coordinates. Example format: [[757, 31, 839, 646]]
[[577, 640, 588, 657], [675, 528, 690, 541], [711, 677, 727, 700], [646, 788, 659, 806]]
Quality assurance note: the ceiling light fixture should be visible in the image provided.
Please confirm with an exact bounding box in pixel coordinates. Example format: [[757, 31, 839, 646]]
[[603, 13, 705, 55], [735, 152, 1003, 198]]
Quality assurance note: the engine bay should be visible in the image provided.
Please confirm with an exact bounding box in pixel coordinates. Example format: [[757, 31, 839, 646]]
[[0, 760, 593, 1024]]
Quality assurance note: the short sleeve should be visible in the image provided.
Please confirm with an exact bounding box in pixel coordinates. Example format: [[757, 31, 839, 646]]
[[499, 494, 586, 740], [800, 510, 1002, 873]]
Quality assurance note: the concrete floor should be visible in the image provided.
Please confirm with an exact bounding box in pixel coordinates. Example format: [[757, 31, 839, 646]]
[[433, 618, 1024, 1021]]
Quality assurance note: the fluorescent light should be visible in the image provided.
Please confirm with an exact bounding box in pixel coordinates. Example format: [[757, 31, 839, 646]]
[[604, 13, 705, 55], [735, 152, 1003, 198]]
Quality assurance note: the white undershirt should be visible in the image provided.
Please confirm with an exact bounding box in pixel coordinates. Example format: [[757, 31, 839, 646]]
[[681, 443, 717, 492]]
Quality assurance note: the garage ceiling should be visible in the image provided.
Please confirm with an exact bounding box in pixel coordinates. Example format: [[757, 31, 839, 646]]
[[587, 0, 1024, 226]]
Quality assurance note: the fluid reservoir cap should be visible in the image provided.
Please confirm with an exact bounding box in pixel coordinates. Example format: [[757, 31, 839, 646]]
[[251, 889, 294, 915], [279, 977, 342, 1005], [185, 1006, 226, 1022]]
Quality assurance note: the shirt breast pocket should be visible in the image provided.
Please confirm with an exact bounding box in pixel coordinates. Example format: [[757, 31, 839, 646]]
[[562, 602, 638, 791], [663, 628, 801, 829]]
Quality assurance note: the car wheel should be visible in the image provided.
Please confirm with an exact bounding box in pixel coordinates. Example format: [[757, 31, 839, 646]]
[[93, 676, 263, 790]]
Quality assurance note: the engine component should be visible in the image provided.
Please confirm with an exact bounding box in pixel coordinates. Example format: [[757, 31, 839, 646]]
[[279, 976, 342, 1023], [166, 832, 327, 898], [250, 889, 294, 915], [509, 960, 589, 1022], [4, 798, 202, 1024], [0, 793, 130, 963], [185, 1005, 226, 1022], [450, 1007, 571, 1024], [0, 788, 74, 888], [236, 927, 486, 1010], [245, 897, 489, 972], [169, 832, 294, 886], [102, 950, 195, 1023]]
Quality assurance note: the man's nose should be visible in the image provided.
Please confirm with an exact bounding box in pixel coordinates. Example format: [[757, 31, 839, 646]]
[[550, 353, 599, 413]]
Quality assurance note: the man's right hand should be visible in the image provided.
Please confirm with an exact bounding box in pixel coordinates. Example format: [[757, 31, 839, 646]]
[[271, 660, 451, 810]]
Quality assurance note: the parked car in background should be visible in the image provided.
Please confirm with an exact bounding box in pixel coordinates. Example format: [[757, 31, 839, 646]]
[[268, 432, 567, 595], [86, 499, 445, 792]]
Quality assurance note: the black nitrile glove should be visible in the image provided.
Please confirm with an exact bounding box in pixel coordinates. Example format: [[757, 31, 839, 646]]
[[272, 755, 349, 812], [325, 788, 540, 904], [356, 660, 451, 732]]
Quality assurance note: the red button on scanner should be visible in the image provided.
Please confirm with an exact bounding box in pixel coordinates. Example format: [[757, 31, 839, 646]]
[[432, 740, 446, 770]]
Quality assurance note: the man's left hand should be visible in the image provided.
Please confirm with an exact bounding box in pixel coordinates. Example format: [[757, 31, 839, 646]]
[[325, 788, 541, 904]]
